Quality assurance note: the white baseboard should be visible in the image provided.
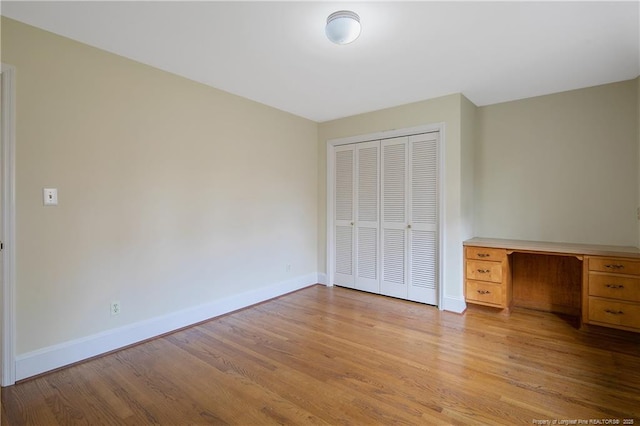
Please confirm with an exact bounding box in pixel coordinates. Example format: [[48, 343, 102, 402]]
[[15, 273, 317, 382], [441, 296, 467, 314], [317, 273, 328, 285]]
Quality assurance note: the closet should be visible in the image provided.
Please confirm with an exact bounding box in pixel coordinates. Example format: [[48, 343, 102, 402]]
[[332, 131, 439, 305]]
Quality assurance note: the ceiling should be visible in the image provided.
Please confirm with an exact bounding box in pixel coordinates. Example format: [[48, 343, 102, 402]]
[[2, 1, 639, 122]]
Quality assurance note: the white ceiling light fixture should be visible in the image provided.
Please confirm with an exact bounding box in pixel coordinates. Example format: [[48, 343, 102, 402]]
[[325, 10, 361, 45]]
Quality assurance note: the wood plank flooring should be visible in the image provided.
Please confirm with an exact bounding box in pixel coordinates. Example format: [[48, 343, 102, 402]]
[[3, 285, 640, 425]]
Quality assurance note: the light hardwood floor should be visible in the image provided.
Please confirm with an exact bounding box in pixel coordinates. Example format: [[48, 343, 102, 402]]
[[3, 285, 640, 425]]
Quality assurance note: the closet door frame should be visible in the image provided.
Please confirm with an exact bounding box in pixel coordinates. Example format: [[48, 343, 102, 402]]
[[326, 123, 445, 308]]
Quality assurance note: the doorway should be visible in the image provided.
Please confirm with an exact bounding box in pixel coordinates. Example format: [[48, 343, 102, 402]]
[[326, 124, 444, 307]]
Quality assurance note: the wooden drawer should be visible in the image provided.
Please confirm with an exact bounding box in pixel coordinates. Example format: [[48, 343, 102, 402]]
[[466, 260, 502, 283], [465, 246, 507, 262], [589, 257, 640, 276], [466, 280, 503, 306], [588, 297, 640, 329], [589, 273, 640, 302]]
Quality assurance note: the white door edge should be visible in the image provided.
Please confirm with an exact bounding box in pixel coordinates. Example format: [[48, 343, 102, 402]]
[[1, 63, 17, 386]]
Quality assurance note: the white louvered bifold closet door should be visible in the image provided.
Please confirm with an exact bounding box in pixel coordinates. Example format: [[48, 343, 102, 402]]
[[332, 131, 439, 305], [354, 141, 380, 293], [380, 137, 409, 299], [334, 145, 355, 288], [407, 133, 439, 304]]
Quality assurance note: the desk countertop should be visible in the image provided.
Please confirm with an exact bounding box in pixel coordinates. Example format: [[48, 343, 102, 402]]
[[464, 237, 640, 259]]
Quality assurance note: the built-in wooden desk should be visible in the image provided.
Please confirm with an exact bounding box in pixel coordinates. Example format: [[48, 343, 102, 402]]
[[463, 237, 640, 333]]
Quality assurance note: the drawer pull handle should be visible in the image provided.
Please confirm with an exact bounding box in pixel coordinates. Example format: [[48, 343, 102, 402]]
[[605, 284, 624, 289], [477, 253, 490, 258], [477, 290, 491, 295], [604, 309, 624, 315], [604, 264, 624, 270], [476, 269, 490, 274]]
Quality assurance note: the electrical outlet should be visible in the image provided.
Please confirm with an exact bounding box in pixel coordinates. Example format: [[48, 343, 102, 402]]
[[286, 264, 292, 273], [110, 301, 121, 316]]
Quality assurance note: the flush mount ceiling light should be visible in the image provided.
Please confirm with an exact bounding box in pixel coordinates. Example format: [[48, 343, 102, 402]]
[[325, 10, 361, 45]]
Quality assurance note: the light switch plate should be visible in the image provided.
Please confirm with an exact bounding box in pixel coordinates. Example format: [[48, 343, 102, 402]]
[[43, 188, 58, 206]]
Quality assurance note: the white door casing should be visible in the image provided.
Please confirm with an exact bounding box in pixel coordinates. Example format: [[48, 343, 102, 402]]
[[1, 63, 17, 386]]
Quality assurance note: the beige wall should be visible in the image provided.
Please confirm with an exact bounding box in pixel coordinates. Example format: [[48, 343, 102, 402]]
[[475, 80, 639, 246], [3, 15, 639, 362], [2, 18, 318, 354], [318, 94, 471, 308], [638, 76, 640, 245]]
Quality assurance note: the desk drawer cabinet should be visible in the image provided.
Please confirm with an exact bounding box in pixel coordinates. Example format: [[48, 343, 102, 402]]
[[585, 256, 640, 332], [464, 246, 511, 309], [466, 260, 503, 283], [588, 274, 640, 302], [588, 299, 640, 329], [466, 280, 503, 306], [589, 258, 640, 275], [466, 247, 507, 262]]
